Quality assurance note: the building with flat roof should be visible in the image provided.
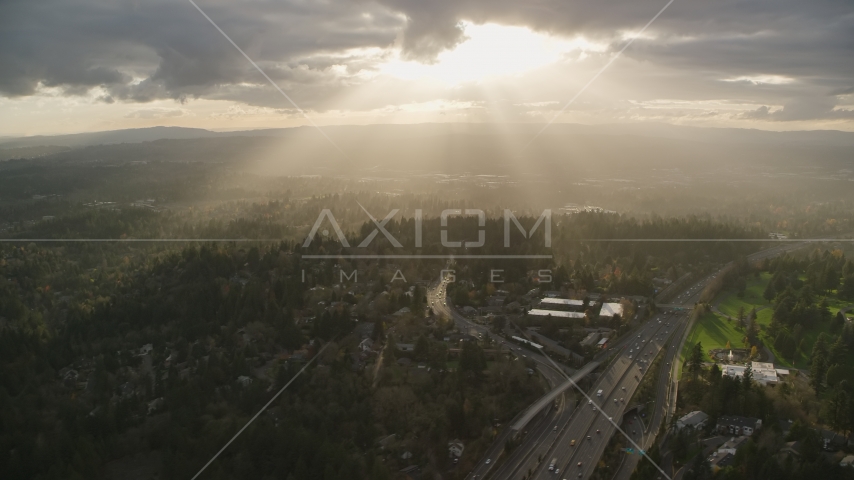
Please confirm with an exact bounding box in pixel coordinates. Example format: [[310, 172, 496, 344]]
[[527, 309, 585, 320], [538, 298, 584, 311], [721, 361, 787, 385], [599, 302, 623, 318]]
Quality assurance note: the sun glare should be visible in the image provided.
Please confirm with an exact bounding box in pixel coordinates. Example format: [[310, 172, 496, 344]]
[[381, 22, 602, 85]]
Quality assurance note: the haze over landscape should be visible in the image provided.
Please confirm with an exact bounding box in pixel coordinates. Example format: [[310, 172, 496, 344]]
[[2, 1, 854, 480]]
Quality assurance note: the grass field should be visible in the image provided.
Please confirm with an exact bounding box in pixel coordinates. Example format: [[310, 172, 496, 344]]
[[681, 311, 746, 361], [717, 272, 773, 318], [711, 273, 854, 369]]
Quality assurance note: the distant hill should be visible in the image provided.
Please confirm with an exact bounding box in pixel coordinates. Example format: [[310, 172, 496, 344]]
[[0, 126, 220, 149], [2, 123, 854, 151]]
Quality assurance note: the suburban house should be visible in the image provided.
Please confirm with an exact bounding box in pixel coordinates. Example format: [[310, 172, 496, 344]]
[[777, 441, 802, 462], [354, 322, 375, 339], [359, 338, 375, 352], [716, 415, 762, 436], [708, 452, 735, 473], [717, 436, 749, 455], [820, 429, 846, 451], [676, 411, 709, 431], [448, 439, 465, 458]]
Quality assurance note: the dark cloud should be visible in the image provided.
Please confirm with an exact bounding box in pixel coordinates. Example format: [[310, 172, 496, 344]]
[[741, 97, 854, 122], [0, 0, 402, 103], [0, 0, 851, 123]]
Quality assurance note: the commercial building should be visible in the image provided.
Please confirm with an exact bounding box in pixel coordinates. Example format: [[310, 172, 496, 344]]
[[537, 297, 584, 311], [721, 361, 789, 385], [599, 302, 623, 319], [527, 309, 585, 320]]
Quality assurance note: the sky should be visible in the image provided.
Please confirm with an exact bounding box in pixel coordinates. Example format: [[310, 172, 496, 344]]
[[1, 0, 853, 136]]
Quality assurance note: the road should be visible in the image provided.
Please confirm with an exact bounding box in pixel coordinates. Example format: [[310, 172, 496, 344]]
[[608, 241, 814, 479], [435, 238, 814, 480], [536, 312, 681, 480], [427, 280, 576, 480]]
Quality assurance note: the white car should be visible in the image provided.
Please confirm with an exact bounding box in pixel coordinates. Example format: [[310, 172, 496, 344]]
[[485, 459, 491, 465]]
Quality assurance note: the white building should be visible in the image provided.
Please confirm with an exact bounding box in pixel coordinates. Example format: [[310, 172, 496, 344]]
[[600, 302, 623, 319], [538, 298, 584, 310], [528, 309, 585, 319], [721, 361, 788, 385]]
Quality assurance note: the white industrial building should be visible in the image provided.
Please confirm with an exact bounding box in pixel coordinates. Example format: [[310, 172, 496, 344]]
[[721, 361, 789, 385], [599, 302, 623, 318], [527, 309, 585, 319]]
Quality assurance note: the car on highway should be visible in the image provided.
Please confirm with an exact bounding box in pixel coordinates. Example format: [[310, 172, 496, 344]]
[[555, 468, 560, 474], [485, 458, 491, 465], [570, 439, 576, 446], [577, 462, 583, 467]]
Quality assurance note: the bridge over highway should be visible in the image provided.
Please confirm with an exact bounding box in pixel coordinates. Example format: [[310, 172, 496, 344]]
[[510, 361, 600, 433]]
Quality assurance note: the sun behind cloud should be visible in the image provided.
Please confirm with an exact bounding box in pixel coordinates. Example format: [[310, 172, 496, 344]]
[[380, 21, 604, 85]]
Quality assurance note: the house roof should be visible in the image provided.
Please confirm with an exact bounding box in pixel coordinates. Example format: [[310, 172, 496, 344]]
[[718, 415, 760, 429], [709, 452, 735, 469], [678, 410, 709, 427], [719, 436, 749, 452], [779, 441, 802, 457]]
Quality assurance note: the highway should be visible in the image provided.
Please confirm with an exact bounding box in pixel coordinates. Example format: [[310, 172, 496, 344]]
[[536, 311, 681, 480], [433, 238, 814, 480]]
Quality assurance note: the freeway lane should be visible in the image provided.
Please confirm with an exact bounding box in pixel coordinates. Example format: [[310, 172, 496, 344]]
[[539, 312, 681, 480], [606, 241, 815, 478]]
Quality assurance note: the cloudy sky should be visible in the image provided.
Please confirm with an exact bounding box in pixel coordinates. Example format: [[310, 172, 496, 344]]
[[1, 0, 853, 136]]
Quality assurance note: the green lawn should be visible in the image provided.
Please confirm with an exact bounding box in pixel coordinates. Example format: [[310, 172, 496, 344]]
[[717, 272, 773, 319], [688, 271, 854, 371], [682, 311, 746, 360]]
